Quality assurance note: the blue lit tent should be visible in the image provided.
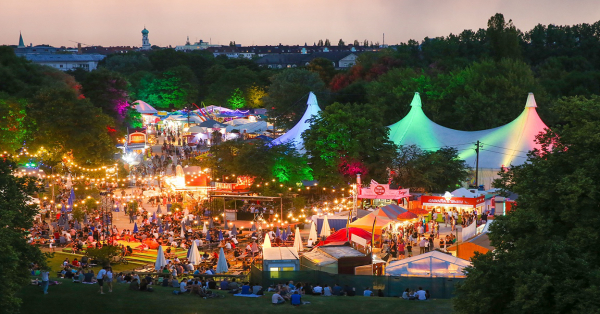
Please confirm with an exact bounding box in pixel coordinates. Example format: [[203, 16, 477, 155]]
[[270, 92, 321, 153]]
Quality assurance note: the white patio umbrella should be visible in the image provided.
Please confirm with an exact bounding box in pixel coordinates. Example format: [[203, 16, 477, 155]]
[[202, 223, 208, 235], [189, 241, 202, 265], [263, 235, 272, 248], [293, 227, 303, 253], [155, 245, 167, 270], [216, 248, 229, 274], [308, 221, 317, 244], [180, 224, 185, 238], [320, 215, 331, 238]]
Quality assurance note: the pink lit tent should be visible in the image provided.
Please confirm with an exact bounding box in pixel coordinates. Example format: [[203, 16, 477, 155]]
[[133, 100, 158, 114], [388, 93, 549, 187]]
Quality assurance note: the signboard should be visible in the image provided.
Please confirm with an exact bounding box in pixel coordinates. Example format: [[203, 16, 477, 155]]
[[359, 184, 410, 200], [129, 132, 146, 144], [421, 195, 485, 208], [351, 234, 367, 247]]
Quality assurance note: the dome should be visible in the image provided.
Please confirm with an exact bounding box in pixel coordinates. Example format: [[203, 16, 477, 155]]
[[141, 28, 149, 35]]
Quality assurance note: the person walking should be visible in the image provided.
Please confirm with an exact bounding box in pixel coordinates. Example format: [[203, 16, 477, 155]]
[[97, 266, 108, 294], [106, 267, 113, 293]]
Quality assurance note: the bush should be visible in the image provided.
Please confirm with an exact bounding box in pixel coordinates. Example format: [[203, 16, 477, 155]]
[[86, 245, 122, 267]]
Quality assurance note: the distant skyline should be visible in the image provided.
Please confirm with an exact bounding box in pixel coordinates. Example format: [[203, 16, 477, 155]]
[[2, 0, 600, 48]]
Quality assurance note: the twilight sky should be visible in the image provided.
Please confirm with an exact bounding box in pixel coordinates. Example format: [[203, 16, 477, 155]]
[[2, 0, 600, 48]]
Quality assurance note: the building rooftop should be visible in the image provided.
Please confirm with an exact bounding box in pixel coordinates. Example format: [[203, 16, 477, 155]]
[[22, 54, 106, 62]]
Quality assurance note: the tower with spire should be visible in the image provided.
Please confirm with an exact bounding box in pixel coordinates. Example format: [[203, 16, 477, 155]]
[[18, 32, 25, 48], [141, 27, 151, 50]]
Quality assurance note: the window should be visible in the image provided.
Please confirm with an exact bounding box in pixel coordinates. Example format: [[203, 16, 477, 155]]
[[60, 64, 63, 68]]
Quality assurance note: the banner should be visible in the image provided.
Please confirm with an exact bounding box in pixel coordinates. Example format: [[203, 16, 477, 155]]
[[359, 184, 410, 200], [461, 221, 477, 241], [421, 195, 485, 208]]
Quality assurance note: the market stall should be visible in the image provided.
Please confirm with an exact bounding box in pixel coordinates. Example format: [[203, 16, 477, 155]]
[[386, 251, 470, 278], [300, 245, 371, 274]]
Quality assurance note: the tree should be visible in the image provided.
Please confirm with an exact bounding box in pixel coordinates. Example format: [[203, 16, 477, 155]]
[[0, 157, 49, 313], [246, 85, 267, 108], [306, 58, 336, 86], [486, 13, 522, 61], [227, 88, 246, 109], [81, 69, 133, 130], [318, 39, 324, 46], [262, 69, 328, 129], [454, 96, 600, 314], [27, 87, 117, 165], [0, 97, 27, 153], [338, 39, 345, 47], [140, 66, 199, 110], [324, 39, 331, 47], [363, 39, 369, 47], [353, 40, 360, 46], [302, 102, 397, 186], [390, 145, 470, 193]]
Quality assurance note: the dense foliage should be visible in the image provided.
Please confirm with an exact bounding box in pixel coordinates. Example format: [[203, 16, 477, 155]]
[[454, 96, 600, 314], [0, 158, 49, 313]]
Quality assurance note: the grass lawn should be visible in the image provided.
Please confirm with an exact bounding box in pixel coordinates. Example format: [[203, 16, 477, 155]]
[[18, 278, 453, 314]]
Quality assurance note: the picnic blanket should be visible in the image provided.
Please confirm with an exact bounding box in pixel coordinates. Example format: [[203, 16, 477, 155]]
[[234, 294, 262, 298]]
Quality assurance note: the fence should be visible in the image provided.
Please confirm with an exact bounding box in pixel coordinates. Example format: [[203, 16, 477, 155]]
[[250, 266, 463, 299]]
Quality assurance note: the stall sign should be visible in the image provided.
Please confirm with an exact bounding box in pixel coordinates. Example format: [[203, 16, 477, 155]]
[[421, 195, 485, 207], [129, 132, 146, 144], [359, 183, 410, 199]]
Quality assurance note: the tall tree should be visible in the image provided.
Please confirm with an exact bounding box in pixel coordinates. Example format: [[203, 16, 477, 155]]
[[302, 102, 397, 186], [454, 95, 600, 314], [140, 66, 199, 110], [81, 69, 134, 130], [324, 39, 331, 47], [338, 39, 345, 47], [486, 13, 522, 61], [262, 69, 328, 129], [227, 88, 246, 109], [306, 58, 336, 86], [0, 157, 49, 314], [353, 40, 360, 46]]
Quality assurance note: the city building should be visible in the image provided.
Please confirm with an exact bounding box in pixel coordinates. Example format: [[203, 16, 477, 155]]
[[255, 51, 360, 69], [174, 36, 219, 51]]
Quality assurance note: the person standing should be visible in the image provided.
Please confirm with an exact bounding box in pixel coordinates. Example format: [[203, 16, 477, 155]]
[[40, 269, 50, 294], [106, 267, 113, 293], [97, 266, 107, 294]]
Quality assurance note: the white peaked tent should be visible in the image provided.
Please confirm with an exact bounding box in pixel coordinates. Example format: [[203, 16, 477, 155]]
[[388, 93, 549, 187], [271, 92, 322, 153], [133, 100, 158, 114], [189, 242, 202, 265], [155, 245, 167, 270], [308, 221, 318, 245], [293, 227, 303, 252], [202, 223, 208, 235], [263, 235, 272, 248], [320, 215, 331, 238], [216, 248, 229, 273], [386, 251, 471, 278]]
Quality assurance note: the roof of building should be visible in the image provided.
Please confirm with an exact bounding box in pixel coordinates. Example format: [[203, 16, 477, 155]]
[[22, 54, 106, 62], [263, 247, 299, 261], [317, 245, 367, 259]]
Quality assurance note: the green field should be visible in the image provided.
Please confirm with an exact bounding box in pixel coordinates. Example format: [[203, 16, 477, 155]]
[[18, 278, 453, 314]]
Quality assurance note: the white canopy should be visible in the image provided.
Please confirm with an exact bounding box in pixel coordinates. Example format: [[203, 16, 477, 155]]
[[388, 93, 548, 171], [263, 235, 272, 248], [271, 92, 321, 153], [154, 245, 167, 270], [308, 221, 318, 244], [386, 251, 471, 278], [133, 100, 158, 114], [320, 215, 331, 237], [189, 242, 202, 265], [293, 227, 303, 253], [216, 247, 229, 273], [263, 247, 299, 261]]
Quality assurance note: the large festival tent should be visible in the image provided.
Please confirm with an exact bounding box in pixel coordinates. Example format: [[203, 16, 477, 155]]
[[388, 92, 549, 188], [133, 100, 158, 114], [386, 251, 471, 278], [270, 92, 321, 153], [349, 212, 393, 234]]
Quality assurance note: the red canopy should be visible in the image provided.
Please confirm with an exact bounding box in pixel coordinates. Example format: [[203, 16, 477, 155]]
[[316, 227, 375, 247], [397, 211, 418, 220], [409, 208, 429, 215]]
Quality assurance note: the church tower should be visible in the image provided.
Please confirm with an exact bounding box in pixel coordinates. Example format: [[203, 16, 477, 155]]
[[18, 32, 25, 48], [141, 27, 151, 50]]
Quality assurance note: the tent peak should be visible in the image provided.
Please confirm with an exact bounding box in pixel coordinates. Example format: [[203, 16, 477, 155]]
[[410, 92, 422, 107], [525, 93, 537, 108]]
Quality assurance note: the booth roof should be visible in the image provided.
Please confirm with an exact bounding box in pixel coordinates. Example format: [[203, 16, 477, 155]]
[[302, 251, 336, 266], [263, 247, 299, 261], [386, 251, 471, 277], [270, 92, 321, 153], [350, 212, 393, 231], [317, 227, 373, 247], [318, 245, 366, 259]]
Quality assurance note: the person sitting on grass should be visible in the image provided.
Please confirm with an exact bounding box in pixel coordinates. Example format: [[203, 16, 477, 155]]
[[312, 284, 323, 295], [228, 278, 239, 294], [272, 290, 285, 305], [323, 285, 332, 296], [129, 278, 140, 291], [241, 282, 251, 295], [83, 270, 94, 283], [363, 287, 373, 297], [220, 278, 229, 290], [180, 279, 188, 293], [402, 288, 410, 300], [140, 279, 148, 291], [252, 283, 263, 295], [291, 290, 302, 306], [171, 276, 180, 288], [416, 287, 427, 300]]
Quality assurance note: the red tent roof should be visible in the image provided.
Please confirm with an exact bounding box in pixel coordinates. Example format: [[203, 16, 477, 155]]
[[397, 211, 418, 220], [316, 227, 374, 247]]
